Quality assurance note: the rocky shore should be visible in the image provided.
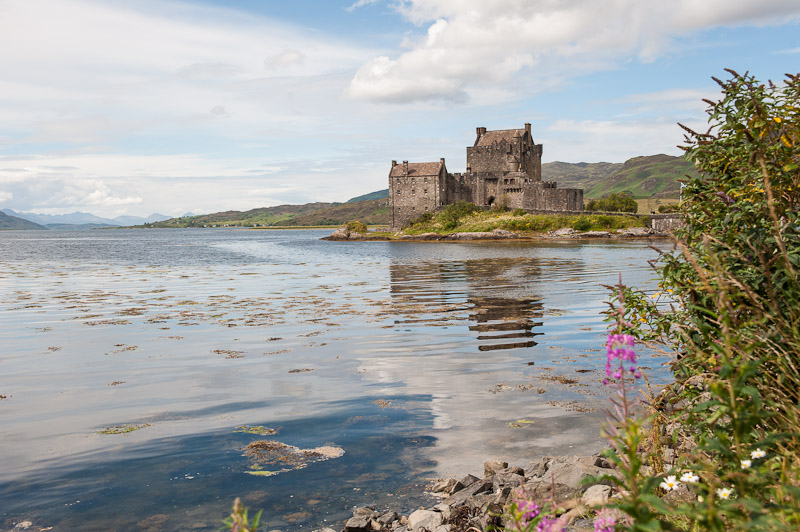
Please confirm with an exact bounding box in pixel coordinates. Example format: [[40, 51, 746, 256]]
[[315, 454, 620, 532], [322, 227, 668, 242]]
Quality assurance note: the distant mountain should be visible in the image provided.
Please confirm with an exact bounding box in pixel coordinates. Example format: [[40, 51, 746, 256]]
[[0, 209, 171, 228], [113, 213, 170, 225], [0, 211, 48, 230], [346, 189, 388, 203], [543, 154, 695, 198], [44, 223, 118, 231]]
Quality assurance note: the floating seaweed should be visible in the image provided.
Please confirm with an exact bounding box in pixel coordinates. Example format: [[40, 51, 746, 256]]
[[97, 424, 151, 434], [242, 440, 344, 476], [234, 425, 278, 436]]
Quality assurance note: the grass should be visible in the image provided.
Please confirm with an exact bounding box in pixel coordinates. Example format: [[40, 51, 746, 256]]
[[402, 210, 647, 235]]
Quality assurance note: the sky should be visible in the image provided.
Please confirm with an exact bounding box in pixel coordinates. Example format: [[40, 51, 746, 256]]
[[1, 0, 799, 218]]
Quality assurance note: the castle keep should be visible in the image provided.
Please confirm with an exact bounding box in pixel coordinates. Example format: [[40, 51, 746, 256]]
[[389, 123, 583, 229]]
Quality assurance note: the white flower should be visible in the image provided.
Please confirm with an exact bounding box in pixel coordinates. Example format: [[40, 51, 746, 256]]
[[660, 475, 680, 491], [750, 448, 767, 459], [680, 472, 699, 483], [740, 459, 752, 469], [716, 487, 733, 500]]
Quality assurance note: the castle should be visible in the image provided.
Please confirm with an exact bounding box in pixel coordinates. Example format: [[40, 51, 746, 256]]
[[389, 123, 583, 229]]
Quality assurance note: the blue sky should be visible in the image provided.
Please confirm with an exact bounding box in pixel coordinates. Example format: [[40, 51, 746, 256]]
[[1, 0, 799, 217]]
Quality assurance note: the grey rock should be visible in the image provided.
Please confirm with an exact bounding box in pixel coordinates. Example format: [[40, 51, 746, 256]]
[[431, 478, 458, 494], [503, 465, 525, 476], [458, 474, 479, 489], [353, 507, 377, 518], [550, 228, 577, 236], [580, 231, 612, 238], [492, 485, 513, 505], [483, 459, 508, 477], [377, 511, 399, 525], [344, 516, 371, 532], [581, 484, 612, 506], [616, 227, 651, 237], [408, 510, 443, 531], [432, 504, 452, 521], [432, 526, 452, 532], [327, 227, 350, 240], [464, 493, 495, 511], [493, 472, 525, 489]]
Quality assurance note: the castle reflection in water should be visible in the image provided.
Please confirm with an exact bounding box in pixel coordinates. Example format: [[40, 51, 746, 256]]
[[389, 257, 552, 352]]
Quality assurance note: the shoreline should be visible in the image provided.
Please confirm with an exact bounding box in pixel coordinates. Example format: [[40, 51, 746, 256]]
[[322, 227, 671, 242]]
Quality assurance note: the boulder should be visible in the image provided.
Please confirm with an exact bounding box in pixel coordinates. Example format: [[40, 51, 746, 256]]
[[580, 231, 612, 238], [353, 507, 378, 519], [326, 227, 350, 240], [377, 511, 398, 526], [408, 509, 443, 531], [523, 461, 612, 502], [550, 228, 576, 236], [432, 504, 452, 521], [483, 459, 509, 477], [458, 474, 479, 489], [344, 515, 371, 532], [581, 484, 612, 506], [444, 478, 493, 506], [616, 227, 651, 237], [431, 478, 459, 494]]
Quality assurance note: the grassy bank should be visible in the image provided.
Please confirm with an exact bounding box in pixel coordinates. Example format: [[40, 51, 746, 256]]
[[401, 206, 648, 235]]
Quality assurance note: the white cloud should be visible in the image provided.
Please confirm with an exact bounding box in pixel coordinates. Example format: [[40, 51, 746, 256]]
[[0, 191, 12, 203], [0, 0, 376, 147], [346, 0, 381, 12], [349, 0, 800, 103]]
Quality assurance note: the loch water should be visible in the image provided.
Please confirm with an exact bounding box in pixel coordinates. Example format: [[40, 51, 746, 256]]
[[0, 229, 671, 531]]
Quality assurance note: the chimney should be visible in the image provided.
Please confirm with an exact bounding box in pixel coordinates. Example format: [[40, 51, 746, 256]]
[[392, 160, 397, 167], [440, 157, 445, 166], [403, 161, 408, 174], [476, 126, 486, 136], [525, 123, 531, 135]]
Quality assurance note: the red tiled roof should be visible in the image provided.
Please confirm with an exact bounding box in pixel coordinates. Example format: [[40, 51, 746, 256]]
[[475, 129, 526, 147], [389, 161, 443, 177]]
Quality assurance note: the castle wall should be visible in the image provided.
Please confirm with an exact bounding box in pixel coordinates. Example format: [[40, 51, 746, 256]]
[[388, 124, 583, 229]]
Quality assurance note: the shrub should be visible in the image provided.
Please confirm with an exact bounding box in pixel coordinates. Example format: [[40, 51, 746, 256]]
[[657, 204, 679, 213], [586, 192, 639, 213], [345, 220, 368, 233], [572, 216, 592, 231], [512, 208, 527, 216], [594, 70, 800, 532], [438, 201, 478, 230]]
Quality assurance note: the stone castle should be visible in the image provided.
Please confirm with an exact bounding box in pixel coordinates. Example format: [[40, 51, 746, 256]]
[[389, 123, 583, 229]]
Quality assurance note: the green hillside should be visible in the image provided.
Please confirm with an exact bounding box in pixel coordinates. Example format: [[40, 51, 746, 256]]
[[0, 211, 48, 230], [586, 154, 697, 198], [541, 161, 623, 189], [148, 199, 389, 228], [543, 154, 696, 199], [346, 189, 388, 203]]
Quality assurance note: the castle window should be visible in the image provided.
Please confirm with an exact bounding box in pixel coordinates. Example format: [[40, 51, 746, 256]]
[[424, 189, 428, 195], [411, 178, 415, 184], [424, 177, 427, 183], [411, 189, 415, 195]]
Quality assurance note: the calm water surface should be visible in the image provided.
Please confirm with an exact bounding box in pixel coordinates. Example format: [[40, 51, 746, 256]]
[[0, 229, 671, 531]]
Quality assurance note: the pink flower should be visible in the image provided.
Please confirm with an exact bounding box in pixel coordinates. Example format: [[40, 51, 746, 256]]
[[593, 508, 615, 532]]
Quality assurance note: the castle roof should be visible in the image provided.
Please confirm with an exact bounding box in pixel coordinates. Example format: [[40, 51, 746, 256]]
[[475, 128, 527, 147], [389, 161, 443, 177]]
